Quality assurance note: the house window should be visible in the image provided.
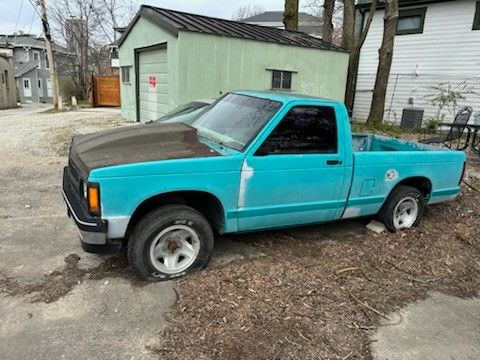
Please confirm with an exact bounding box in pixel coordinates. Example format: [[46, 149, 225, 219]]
[[45, 54, 49, 69], [38, 79, 43, 96], [4, 71, 9, 89], [33, 51, 40, 68], [23, 79, 30, 89], [1, 72, 4, 84], [396, 7, 427, 35], [121, 66, 131, 83], [256, 106, 338, 155], [473, 1, 480, 30], [271, 70, 292, 90]]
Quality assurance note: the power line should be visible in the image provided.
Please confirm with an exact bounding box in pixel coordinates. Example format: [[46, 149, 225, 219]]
[[27, 0, 42, 19], [13, 0, 25, 43], [14, 0, 25, 33], [28, 10, 38, 34]]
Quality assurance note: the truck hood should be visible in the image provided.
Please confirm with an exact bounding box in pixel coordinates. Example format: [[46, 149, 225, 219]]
[[69, 122, 219, 177]]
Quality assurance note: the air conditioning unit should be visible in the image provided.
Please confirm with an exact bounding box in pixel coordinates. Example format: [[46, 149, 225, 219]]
[[401, 108, 424, 130]]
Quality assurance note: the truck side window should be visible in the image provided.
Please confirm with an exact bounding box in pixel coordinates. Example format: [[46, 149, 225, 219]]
[[257, 106, 337, 154]]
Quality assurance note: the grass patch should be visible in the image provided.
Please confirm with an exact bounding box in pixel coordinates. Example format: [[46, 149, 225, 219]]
[[351, 121, 403, 138]]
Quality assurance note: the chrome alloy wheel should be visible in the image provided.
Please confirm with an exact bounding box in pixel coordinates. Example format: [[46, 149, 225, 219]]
[[149, 225, 200, 274], [393, 196, 419, 230]]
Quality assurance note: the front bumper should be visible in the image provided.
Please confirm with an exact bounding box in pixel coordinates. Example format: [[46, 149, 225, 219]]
[[63, 166, 118, 253]]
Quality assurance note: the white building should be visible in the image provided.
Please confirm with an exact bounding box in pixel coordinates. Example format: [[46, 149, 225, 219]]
[[354, 0, 480, 124], [242, 11, 323, 37]]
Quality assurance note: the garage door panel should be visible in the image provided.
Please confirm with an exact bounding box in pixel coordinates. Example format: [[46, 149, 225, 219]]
[[138, 47, 168, 122], [138, 73, 168, 84], [139, 83, 168, 94], [140, 63, 167, 73], [139, 95, 169, 110]]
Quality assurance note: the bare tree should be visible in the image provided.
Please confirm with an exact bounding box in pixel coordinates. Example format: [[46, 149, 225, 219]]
[[303, 0, 344, 45], [366, 0, 399, 125], [49, 0, 138, 98], [231, 4, 265, 21], [283, 0, 299, 31], [343, 0, 378, 113], [322, 0, 335, 43]]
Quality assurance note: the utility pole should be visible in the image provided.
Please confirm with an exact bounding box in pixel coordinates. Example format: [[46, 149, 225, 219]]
[[38, 0, 59, 109]]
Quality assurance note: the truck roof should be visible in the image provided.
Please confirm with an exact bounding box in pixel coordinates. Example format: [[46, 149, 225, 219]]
[[232, 90, 339, 104]]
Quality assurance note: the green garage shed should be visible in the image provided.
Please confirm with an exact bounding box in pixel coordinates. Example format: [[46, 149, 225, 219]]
[[118, 5, 349, 122]]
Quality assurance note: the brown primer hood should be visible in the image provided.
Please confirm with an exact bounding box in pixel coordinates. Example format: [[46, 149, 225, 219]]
[[69, 122, 219, 177]]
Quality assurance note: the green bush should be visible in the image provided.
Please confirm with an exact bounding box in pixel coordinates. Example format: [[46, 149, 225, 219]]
[[425, 116, 441, 133], [58, 77, 84, 104]]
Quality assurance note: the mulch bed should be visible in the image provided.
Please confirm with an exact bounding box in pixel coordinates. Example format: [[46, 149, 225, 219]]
[[156, 164, 480, 359]]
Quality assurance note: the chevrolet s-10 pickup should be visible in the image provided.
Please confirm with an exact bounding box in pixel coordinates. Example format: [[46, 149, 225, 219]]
[[63, 91, 466, 281]]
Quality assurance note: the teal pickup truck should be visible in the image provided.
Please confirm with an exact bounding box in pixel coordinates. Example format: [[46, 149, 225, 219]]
[[63, 91, 466, 281]]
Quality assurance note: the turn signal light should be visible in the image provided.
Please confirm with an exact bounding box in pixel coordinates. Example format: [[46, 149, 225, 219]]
[[87, 184, 100, 215]]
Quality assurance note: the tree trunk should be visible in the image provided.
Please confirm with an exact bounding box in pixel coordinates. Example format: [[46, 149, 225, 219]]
[[342, 0, 355, 50], [344, 47, 360, 111], [322, 0, 335, 43], [343, 0, 378, 112], [283, 0, 299, 31], [366, 0, 399, 125]]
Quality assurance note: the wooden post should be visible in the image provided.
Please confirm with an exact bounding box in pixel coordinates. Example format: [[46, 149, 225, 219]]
[[38, 0, 59, 109]]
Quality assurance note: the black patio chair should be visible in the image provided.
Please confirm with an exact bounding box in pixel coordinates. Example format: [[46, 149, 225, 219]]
[[421, 106, 473, 149]]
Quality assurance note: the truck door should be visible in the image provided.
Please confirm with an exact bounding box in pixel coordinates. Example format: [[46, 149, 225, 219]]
[[237, 104, 348, 231]]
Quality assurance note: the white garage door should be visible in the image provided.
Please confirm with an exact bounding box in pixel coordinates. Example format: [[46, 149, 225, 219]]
[[138, 48, 168, 122]]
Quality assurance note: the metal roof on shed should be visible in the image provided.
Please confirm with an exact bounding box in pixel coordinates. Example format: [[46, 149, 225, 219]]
[[118, 5, 346, 53]]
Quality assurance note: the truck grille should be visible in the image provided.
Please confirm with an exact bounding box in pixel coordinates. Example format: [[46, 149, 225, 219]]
[[67, 156, 84, 199]]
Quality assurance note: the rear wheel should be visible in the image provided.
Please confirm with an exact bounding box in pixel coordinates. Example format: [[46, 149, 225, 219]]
[[378, 185, 425, 232], [127, 205, 214, 281]]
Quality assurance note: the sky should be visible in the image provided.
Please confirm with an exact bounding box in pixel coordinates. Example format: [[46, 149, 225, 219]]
[[0, 0, 313, 36]]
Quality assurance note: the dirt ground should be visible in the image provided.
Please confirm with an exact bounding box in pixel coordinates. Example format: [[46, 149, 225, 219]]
[[1, 105, 479, 359], [155, 161, 480, 359]]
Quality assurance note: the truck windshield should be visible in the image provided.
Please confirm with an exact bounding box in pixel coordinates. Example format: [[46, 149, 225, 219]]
[[192, 93, 282, 151]]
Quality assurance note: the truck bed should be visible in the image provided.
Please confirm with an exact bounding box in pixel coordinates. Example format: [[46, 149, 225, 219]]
[[342, 133, 465, 220], [352, 133, 442, 152]]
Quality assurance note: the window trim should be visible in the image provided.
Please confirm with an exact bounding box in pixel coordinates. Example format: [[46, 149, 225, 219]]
[[396, 7, 427, 35], [473, 1, 480, 30], [38, 78, 43, 96], [121, 66, 131, 84], [269, 69, 295, 91], [255, 104, 338, 156], [33, 50, 41, 68]]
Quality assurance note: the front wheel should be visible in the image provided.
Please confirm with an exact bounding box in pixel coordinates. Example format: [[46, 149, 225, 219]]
[[378, 185, 425, 232], [127, 205, 214, 281]]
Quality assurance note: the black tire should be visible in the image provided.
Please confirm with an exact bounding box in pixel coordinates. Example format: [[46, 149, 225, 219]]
[[378, 185, 425, 232], [127, 204, 214, 281]]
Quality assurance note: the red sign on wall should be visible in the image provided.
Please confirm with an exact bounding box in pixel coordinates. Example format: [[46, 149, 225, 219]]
[[148, 76, 156, 88]]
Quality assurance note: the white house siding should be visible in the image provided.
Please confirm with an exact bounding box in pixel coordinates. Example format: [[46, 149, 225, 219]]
[[354, 0, 480, 123]]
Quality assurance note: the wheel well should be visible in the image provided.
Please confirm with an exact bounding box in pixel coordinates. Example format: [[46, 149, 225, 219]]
[[396, 177, 432, 199], [125, 191, 225, 238]]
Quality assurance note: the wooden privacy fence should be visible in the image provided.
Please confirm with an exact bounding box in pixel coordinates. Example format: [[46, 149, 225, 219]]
[[90, 75, 120, 107]]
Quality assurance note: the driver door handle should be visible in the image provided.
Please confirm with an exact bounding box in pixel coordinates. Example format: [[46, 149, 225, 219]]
[[326, 160, 342, 165]]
